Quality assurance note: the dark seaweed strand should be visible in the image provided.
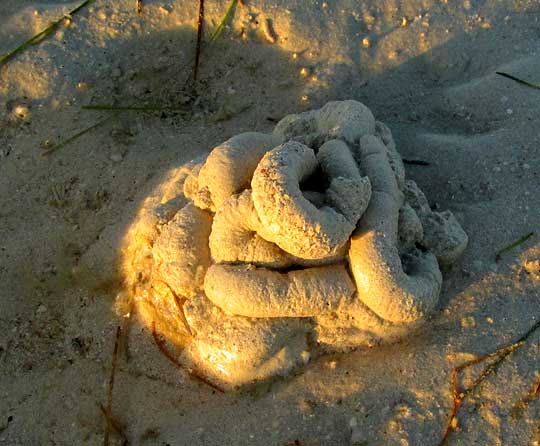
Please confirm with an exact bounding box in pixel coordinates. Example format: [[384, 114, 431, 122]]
[[151, 322, 225, 393], [102, 327, 127, 446], [496, 71, 540, 90], [193, 0, 205, 80], [440, 317, 540, 445], [178, 0, 239, 87], [403, 159, 430, 166]]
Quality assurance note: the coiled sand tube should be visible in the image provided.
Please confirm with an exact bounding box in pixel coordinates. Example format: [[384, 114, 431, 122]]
[[124, 163, 195, 281], [204, 263, 355, 318], [209, 190, 293, 268], [404, 179, 468, 266], [317, 139, 372, 225], [349, 135, 442, 323], [375, 121, 405, 190], [182, 162, 214, 211], [273, 100, 376, 147], [252, 141, 365, 259], [398, 203, 424, 252], [209, 190, 347, 268], [315, 294, 419, 350], [184, 132, 282, 211], [302, 190, 327, 208], [183, 294, 311, 387], [121, 100, 470, 388], [152, 202, 213, 298], [315, 100, 376, 143], [317, 139, 363, 180]]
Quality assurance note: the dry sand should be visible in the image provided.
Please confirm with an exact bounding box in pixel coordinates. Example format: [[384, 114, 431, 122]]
[[1, 0, 540, 445]]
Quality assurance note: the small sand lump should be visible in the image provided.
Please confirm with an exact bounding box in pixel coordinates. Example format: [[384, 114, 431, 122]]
[[123, 100, 468, 389]]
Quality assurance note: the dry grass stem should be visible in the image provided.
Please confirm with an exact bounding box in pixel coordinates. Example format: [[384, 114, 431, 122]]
[[151, 322, 224, 393], [440, 317, 540, 445]]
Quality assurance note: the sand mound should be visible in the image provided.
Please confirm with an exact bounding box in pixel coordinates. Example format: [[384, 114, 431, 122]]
[[123, 100, 467, 388]]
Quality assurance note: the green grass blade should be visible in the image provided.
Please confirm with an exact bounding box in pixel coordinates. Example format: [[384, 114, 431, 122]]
[[209, 0, 238, 43], [0, 23, 59, 66], [83, 105, 187, 112], [42, 113, 116, 156], [69, 0, 92, 15], [0, 0, 92, 67], [496, 71, 540, 90], [495, 232, 534, 261]]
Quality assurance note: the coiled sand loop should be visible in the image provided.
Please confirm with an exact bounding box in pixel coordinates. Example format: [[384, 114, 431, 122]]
[[251, 140, 370, 259], [349, 135, 442, 323], [184, 132, 283, 211], [209, 190, 347, 268], [124, 100, 468, 388], [204, 263, 355, 318], [273, 100, 376, 146]]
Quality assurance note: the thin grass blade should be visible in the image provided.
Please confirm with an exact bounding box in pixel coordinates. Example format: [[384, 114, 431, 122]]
[[83, 105, 187, 112], [0, 0, 92, 67], [42, 113, 116, 156], [209, 0, 238, 43], [495, 232, 534, 261]]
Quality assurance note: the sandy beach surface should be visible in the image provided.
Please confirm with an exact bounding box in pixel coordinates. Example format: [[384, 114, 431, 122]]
[[1, 0, 540, 445]]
